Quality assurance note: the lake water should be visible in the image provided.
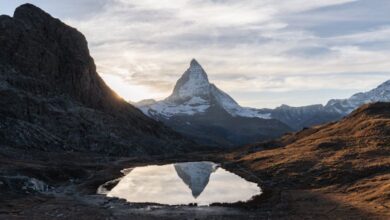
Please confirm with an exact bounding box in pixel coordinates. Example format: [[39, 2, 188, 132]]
[[100, 161, 261, 206]]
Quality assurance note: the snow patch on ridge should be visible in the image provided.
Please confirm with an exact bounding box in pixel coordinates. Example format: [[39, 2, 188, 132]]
[[210, 84, 271, 119], [139, 96, 210, 118], [326, 80, 390, 114]]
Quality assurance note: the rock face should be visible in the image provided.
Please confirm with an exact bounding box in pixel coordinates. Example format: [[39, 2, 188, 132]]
[[139, 59, 271, 119], [0, 4, 194, 156], [137, 60, 291, 147]]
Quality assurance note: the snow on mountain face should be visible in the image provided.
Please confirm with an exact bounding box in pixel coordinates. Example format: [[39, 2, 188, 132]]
[[136, 59, 389, 123], [326, 80, 390, 114], [137, 59, 270, 119], [168, 59, 210, 102], [208, 84, 267, 117], [139, 96, 211, 118]]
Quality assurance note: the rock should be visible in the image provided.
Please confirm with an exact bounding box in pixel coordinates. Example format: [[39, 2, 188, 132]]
[[0, 4, 195, 156]]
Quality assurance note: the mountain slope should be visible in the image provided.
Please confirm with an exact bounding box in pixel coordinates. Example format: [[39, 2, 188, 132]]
[[270, 79, 390, 130], [269, 104, 342, 130], [325, 80, 390, 114], [137, 58, 390, 144], [228, 102, 390, 217], [261, 79, 390, 130], [137, 60, 290, 147], [0, 4, 194, 156], [139, 59, 271, 119]]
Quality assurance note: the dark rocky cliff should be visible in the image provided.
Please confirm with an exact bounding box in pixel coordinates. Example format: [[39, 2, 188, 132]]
[[0, 4, 194, 156]]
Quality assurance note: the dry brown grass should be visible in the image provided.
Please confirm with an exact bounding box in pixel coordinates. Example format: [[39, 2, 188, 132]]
[[228, 102, 390, 219]]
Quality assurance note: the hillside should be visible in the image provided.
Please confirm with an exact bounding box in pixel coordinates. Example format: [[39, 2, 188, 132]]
[[0, 4, 194, 156], [227, 102, 390, 218]]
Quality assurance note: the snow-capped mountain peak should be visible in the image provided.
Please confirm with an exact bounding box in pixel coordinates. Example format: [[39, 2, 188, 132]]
[[168, 59, 210, 102], [190, 58, 202, 68], [136, 59, 271, 119]]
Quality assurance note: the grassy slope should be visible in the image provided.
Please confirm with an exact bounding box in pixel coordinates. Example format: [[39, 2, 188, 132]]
[[227, 102, 390, 218]]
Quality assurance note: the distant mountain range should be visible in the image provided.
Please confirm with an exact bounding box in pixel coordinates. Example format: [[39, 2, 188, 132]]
[[265, 79, 390, 130], [136, 59, 390, 146]]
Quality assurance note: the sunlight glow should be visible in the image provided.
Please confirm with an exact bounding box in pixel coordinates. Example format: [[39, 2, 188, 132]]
[[100, 74, 158, 102]]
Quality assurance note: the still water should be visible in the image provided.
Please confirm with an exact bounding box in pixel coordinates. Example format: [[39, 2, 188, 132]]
[[100, 161, 261, 206]]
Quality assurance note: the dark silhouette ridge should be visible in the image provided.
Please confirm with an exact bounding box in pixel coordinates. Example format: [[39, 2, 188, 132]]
[[0, 4, 196, 155]]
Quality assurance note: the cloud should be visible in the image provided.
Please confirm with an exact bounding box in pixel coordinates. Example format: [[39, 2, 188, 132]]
[[2, 0, 389, 107], [0, 0, 108, 18], [60, 0, 390, 105], [285, 0, 390, 36]]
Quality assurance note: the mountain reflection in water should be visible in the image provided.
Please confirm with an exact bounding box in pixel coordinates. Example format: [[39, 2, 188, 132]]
[[103, 161, 261, 206], [174, 162, 218, 198]]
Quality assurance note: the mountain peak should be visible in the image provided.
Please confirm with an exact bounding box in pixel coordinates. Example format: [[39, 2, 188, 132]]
[[190, 58, 201, 67], [187, 59, 208, 82], [0, 4, 193, 155], [140, 59, 271, 120], [13, 4, 52, 24], [188, 59, 207, 77], [168, 59, 210, 102], [14, 3, 43, 14], [1, 3, 127, 112]]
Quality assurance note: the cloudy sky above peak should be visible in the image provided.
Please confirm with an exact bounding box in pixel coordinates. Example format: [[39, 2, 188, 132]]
[[2, 0, 390, 108]]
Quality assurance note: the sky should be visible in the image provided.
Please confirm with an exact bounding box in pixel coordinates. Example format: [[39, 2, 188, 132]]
[[1, 0, 390, 108]]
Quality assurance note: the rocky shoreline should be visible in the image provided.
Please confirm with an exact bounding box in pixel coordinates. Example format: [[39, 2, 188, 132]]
[[1, 148, 388, 219]]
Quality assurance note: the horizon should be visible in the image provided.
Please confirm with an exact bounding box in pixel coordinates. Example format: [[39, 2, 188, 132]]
[[1, 1, 390, 108]]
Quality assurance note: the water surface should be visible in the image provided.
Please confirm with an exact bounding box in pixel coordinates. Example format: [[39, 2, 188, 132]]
[[101, 161, 261, 206]]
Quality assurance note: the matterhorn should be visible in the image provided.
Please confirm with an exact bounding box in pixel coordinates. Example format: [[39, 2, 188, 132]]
[[136, 59, 290, 147]]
